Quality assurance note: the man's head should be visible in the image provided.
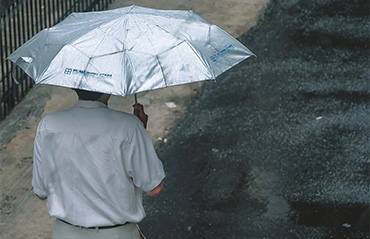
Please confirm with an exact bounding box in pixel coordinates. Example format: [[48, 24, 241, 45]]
[[74, 89, 103, 101], [74, 89, 111, 105]]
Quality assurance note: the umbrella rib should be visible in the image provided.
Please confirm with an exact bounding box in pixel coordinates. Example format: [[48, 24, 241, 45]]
[[131, 15, 168, 87], [88, 50, 124, 59], [155, 55, 167, 87], [183, 41, 215, 78], [90, 32, 108, 58], [124, 50, 140, 92], [121, 48, 126, 95], [67, 44, 124, 64], [208, 40, 234, 76], [131, 14, 214, 78], [74, 32, 110, 91], [64, 44, 95, 90], [79, 58, 94, 90], [207, 26, 234, 71], [133, 14, 186, 43], [157, 39, 214, 78], [132, 13, 213, 48]]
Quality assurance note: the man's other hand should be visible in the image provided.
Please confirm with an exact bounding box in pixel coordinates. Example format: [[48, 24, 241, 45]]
[[146, 181, 163, 196], [133, 103, 148, 129]]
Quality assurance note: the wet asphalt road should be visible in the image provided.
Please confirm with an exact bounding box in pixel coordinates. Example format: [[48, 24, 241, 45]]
[[139, 1, 369, 238]]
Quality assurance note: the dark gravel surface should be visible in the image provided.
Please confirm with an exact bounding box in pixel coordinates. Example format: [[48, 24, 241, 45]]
[[140, 0, 369, 238]]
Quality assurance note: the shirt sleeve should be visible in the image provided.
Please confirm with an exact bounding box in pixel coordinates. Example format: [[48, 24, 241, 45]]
[[32, 120, 48, 198], [124, 122, 165, 192]]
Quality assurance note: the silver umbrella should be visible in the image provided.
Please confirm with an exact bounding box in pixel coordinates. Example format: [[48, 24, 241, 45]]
[[8, 5, 255, 98]]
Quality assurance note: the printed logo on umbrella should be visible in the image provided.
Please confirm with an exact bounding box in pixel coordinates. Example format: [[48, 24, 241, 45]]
[[210, 45, 235, 62], [64, 68, 113, 78]]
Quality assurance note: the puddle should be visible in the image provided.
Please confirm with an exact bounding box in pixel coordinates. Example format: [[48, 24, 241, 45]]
[[289, 202, 369, 237]]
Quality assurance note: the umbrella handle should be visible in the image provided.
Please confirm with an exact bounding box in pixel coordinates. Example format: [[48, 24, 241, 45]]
[[134, 94, 139, 117]]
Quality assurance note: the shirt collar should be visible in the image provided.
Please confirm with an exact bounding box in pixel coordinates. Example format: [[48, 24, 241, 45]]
[[74, 100, 108, 109]]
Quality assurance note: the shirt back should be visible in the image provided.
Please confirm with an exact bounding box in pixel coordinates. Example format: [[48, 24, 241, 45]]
[[32, 100, 165, 227]]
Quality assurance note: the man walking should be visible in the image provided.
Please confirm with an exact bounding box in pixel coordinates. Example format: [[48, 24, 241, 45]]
[[32, 89, 165, 239]]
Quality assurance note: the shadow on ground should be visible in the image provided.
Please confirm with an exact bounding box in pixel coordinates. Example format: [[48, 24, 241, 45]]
[[139, 0, 369, 238]]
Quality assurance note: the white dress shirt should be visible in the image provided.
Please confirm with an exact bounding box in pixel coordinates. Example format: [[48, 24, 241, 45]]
[[32, 100, 165, 227]]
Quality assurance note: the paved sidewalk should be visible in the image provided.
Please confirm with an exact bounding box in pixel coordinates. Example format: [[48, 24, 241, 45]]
[[139, 0, 369, 238]]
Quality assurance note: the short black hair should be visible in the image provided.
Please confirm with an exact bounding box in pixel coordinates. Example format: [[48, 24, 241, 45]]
[[74, 89, 103, 101]]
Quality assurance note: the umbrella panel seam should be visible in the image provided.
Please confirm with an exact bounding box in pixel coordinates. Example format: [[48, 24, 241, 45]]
[[131, 14, 168, 88]]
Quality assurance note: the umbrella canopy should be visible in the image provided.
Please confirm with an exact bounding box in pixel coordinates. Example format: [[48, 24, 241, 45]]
[[8, 5, 254, 97]]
